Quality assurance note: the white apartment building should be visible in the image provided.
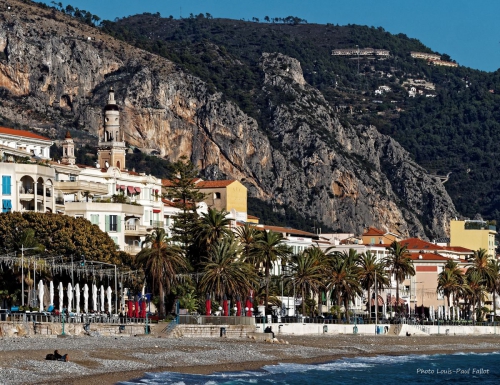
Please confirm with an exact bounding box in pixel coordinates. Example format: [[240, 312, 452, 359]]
[[0, 89, 171, 255]]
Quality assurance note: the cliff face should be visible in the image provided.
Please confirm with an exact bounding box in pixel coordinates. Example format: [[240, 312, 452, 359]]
[[0, 1, 457, 237]]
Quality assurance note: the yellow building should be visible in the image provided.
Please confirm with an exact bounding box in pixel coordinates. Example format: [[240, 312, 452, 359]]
[[449, 220, 496, 257], [195, 180, 247, 221], [162, 179, 248, 222]]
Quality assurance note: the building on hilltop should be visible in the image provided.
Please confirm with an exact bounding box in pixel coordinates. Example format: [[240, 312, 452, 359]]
[[410, 52, 441, 61]]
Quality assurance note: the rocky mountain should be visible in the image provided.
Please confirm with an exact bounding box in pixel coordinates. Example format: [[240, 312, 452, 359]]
[[0, 1, 457, 238]]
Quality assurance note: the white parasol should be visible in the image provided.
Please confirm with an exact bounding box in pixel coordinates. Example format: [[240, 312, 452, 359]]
[[83, 284, 89, 313], [100, 285, 105, 312], [38, 280, 44, 312], [67, 283, 73, 313], [92, 284, 97, 312], [106, 286, 112, 314], [58, 282, 64, 312], [49, 281, 54, 307], [75, 283, 80, 314]]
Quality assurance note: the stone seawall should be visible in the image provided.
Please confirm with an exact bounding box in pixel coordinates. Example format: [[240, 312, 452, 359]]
[[0, 321, 154, 337]]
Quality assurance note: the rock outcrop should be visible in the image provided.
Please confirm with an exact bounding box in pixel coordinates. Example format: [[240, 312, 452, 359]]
[[0, 1, 457, 237]]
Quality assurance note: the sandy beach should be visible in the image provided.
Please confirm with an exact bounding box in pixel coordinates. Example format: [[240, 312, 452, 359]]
[[1, 333, 500, 385]]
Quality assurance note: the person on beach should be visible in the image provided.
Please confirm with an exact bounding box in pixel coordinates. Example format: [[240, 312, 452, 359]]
[[46, 350, 69, 362], [264, 326, 275, 339]]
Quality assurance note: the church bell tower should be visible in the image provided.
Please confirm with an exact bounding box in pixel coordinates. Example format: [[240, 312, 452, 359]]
[[97, 87, 126, 170]]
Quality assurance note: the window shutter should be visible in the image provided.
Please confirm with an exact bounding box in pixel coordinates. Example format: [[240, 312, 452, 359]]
[[105, 215, 110, 232], [117, 215, 121, 232]]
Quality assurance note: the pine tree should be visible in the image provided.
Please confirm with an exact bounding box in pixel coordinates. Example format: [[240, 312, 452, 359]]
[[166, 156, 206, 270]]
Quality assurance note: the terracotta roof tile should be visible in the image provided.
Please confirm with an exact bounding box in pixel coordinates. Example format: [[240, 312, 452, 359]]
[[409, 253, 451, 261], [400, 238, 444, 251], [363, 227, 386, 236], [0, 126, 52, 141], [196, 180, 236, 188]]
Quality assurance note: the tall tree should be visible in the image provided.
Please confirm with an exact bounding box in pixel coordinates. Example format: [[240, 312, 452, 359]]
[[384, 241, 415, 315], [195, 208, 232, 255], [466, 271, 487, 321], [254, 230, 292, 308], [166, 156, 206, 268], [287, 247, 326, 316], [488, 259, 500, 319], [326, 249, 362, 323], [235, 223, 262, 264], [468, 248, 495, 289], [136, 228, 187, 317], [358, 251, 389, 318], [199, 237, 257, 300]]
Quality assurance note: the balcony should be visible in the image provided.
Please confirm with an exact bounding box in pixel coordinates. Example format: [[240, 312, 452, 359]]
[[124, 223, 150, 236], [124, 245, 142, 255], [151, 220, 164, 228], [54, 180, 109, 195]]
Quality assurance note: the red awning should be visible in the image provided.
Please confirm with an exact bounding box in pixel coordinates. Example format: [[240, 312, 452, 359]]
[[153, 209, 161, 213], [154, 189, 159, 193], [127, 186, 135, 194], [118, 185, 125, 191], [371, 295, 384, 306], [134, 187, 141, 193]]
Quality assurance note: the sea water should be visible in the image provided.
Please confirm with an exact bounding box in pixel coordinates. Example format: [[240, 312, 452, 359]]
[[119, 352, 500, 385]]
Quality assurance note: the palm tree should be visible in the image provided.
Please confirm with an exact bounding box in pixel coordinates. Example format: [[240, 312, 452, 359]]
[[254, 230, 292, 308], [196, 208, 232, 253], [468, 248, 495, 313], [235, 223, 262, 264], [199, 237, 257, 300], [488, 260, 500, 319], [136, 228, 187, 317], [466, 270, 487, 321], [437, 269, 462, 311], [358, 251, 389, 318], [287, 247, 326, 316], [440, 259, 464, 310], [468, 248, 495, 288], [325, 249, 362, 323], [384, 241, 415, 315]]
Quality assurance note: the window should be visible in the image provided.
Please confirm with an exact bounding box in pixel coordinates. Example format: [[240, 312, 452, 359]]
[[2, 176, 11, 195], [69, 175, 76, 182], [90, 214, 99, 225], [105, 215, 121, 232], [2, 199, 12, 213], [214, 192, 221, 199]]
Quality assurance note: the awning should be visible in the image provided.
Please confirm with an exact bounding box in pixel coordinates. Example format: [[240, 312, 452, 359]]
[[371, 295, 384, 306], [127, 186, 135, 194], [117, 185, 125, 191], [154, 189, 159, 193], [134, 187, 141, 193], [153, 209, 161, 213]]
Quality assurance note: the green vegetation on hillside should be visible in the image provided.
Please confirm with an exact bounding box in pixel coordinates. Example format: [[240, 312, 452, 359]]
[[99, 14, 500, 222]]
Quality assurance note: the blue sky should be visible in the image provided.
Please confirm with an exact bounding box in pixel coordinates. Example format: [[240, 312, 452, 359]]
[[39, 0, 500, 72]]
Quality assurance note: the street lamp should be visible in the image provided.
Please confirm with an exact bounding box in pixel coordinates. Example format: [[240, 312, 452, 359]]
[[244, 307, 249, 317], [20, 245, 40, 307]]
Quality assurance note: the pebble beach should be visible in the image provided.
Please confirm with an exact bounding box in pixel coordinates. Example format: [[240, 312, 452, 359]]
[[1, 334, 500, 385]]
